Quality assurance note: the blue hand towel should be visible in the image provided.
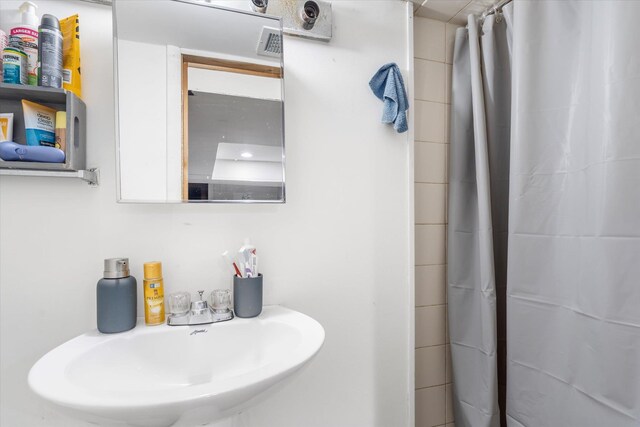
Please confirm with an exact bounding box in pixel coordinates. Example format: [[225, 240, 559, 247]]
[[369, 63, 409, 133]]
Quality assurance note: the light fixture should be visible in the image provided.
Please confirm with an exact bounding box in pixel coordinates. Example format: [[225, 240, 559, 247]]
[[301, 1, 320, 30], [250, 0, 268, 13], [241, 152, 253, 159]]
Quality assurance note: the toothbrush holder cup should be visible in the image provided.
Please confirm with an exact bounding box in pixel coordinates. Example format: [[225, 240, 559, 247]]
[[233, 274, 263, 318]]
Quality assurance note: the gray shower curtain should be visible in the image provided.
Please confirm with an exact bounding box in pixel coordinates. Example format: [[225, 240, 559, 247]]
[[448, 1, 640, 426], [448, 6, 513, 427], [506, 1, 640, 426]]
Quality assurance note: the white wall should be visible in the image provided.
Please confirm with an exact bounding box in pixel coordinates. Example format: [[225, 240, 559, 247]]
[[0, 2, 413, 427]]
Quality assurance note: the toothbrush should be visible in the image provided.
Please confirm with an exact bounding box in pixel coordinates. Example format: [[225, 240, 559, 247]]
[[222, 250, 242, 277], [236, 254, 249, 278], [234, 263, 243, 277]]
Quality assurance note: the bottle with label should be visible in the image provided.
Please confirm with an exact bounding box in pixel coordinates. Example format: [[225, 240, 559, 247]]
[[97, 258, 137, 334], [9, 2, 39, 86], [2, 46, 27, 84], [0, 30, 7, 76], [143, 261, 166, 325], [38, 14, 62, 88]]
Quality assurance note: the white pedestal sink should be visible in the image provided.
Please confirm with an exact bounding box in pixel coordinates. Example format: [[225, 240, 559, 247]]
[[29, 306, 324, 427]]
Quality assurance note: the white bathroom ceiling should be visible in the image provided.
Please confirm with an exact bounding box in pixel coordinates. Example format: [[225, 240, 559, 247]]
[[412, 0, 498, 25]]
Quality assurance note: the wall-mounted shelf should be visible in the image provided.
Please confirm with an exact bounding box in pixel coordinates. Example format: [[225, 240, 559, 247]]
[[0, 83, 97, 185], [0, 167, 99, 185]]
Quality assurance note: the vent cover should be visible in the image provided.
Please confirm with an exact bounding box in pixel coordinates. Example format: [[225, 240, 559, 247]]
[[257, 27, 282, 57]]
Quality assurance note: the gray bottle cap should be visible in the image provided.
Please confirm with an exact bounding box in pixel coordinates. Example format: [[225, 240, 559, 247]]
[[40, 14, 60, 30], [104, 258, 130, 279]]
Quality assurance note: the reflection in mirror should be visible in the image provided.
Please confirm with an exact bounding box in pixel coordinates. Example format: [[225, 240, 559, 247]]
[[114, 0, 285, 203], [183, 57, 284, 201]]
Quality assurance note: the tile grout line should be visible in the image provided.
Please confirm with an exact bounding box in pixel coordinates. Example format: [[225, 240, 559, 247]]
[[414, 143, 449, 148], [414, 57, 448, 65], [415, 343, 446, 350], [415, 183, 449, 186], [415, 303, 447, 308], [416, 306, 447, 310], [414, 57, 453, 66], [414, 98, 451, 106], [414, 98, 451, 105], [447, 0, 475, 25], [415, 139, 450, 145], [415, 383, 447, 391], [444, 297, 449, 423]]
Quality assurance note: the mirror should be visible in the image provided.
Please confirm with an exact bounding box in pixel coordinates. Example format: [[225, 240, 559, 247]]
[[114, 0, 285, 203]]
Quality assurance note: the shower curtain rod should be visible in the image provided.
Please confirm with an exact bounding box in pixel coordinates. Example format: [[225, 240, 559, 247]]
[[463, 0, 513, 28], [481, 0, 513, 20]]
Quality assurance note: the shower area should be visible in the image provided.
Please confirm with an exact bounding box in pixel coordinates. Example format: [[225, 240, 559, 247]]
[[413, 1, 640, 426]]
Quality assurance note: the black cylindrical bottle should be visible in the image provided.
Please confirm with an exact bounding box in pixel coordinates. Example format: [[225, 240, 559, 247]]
[[97, 258, 137, 333], [38, 14, 63, 88]]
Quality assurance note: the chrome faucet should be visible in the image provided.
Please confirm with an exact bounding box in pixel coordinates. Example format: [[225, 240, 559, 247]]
[[167, 290, 233, 326]]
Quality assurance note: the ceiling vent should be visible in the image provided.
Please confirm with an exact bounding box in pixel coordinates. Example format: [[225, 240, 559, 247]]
[[257, 27, 282, 57]]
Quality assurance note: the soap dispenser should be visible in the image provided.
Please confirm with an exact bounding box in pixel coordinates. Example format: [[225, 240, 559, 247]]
[[97, 258, 137, 333]]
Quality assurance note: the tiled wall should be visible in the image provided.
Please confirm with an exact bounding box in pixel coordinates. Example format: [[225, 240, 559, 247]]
[[414, 16, 459, 427]]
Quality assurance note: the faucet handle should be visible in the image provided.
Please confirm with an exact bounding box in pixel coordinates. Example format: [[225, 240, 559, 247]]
[[198, 290, 204, 300], [168, 291, 191, 315]]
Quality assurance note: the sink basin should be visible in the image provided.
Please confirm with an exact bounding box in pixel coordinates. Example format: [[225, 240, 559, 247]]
[[28, 306, 324, 427]]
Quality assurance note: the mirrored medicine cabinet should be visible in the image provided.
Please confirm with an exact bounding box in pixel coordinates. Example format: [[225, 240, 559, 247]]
[[113, 0, 285, 203]]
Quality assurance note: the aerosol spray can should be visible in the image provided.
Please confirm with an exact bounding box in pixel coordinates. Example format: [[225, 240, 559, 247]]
[[143, 262, 166, 326], [38, 14, 63, 88]]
